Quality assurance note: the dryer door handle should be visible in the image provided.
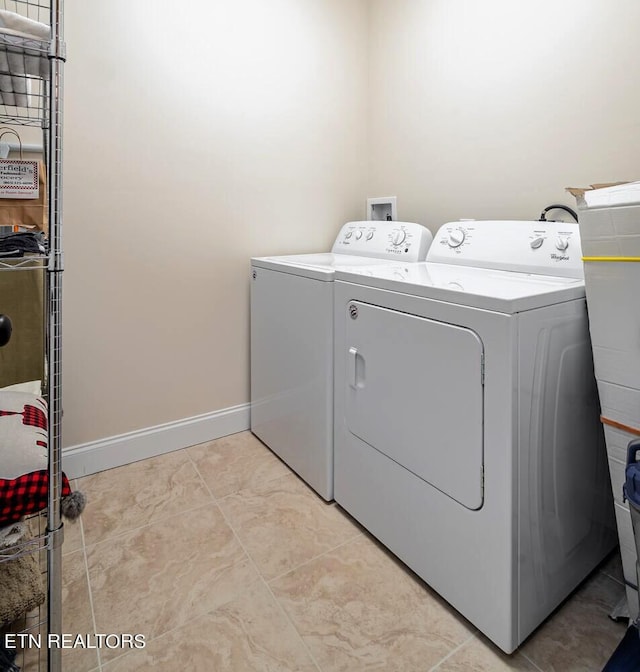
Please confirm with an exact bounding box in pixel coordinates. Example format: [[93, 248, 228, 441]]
[[348, 347, 365, 389]]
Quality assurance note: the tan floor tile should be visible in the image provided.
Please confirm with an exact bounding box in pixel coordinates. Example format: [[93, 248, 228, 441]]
[[60, 549, 100, 672], [86, 503, 260, 663], [102, 581, 317, 672], [53, 480, 84, 555], [520, 572, 628, 672], [271, 535, 473, 672], [16, 648, 53, 672], [219, 472, 360, 580], [7, 609, 48, 672], [188, 431, 290, 499], [64, 478, 88, 553], [12, 549, 97, 672], [79, 450, 212, 546], [434, 636, 539, 671], [42, 433, 630, 672]]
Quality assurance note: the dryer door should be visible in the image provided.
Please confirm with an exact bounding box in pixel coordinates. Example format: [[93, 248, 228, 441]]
[[344, 301, 484, 510]]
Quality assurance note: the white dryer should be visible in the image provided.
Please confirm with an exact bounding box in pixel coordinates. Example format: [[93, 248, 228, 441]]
[[251, 221, 433, 500], [333, 220, 616, 652]]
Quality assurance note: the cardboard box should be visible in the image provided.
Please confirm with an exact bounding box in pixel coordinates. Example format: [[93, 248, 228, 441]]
[[567, 182, 640, 257], [579, 205, 640, 257], [583, 261, 640, 389], [598, 380, 640, 430], [567, 182, 634, 207], [567, 185, 640, 622]]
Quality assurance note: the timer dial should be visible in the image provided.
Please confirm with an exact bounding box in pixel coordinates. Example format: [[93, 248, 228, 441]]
[[448, 229, 466, 248]]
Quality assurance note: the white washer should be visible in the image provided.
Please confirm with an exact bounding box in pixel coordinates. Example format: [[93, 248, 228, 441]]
[[251, 221, 433, 500], [333, 220, 617, 653]]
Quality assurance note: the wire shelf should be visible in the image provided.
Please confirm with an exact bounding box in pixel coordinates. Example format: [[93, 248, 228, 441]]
[[0, 531, 48, 564], [1, 512, 50, 671], [0, 0, 52, 126], [0, 253, 47, 269], [0, 1, 63, 669], [0, 73, 48, 127]]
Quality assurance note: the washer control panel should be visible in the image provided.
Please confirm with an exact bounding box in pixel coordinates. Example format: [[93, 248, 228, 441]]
[[427, 220, 584, 278], [332, 221, 433, 262]]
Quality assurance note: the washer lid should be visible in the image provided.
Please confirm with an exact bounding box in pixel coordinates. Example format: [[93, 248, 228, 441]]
[[334, 262, 585, 313], [251, 253, 400, 281]]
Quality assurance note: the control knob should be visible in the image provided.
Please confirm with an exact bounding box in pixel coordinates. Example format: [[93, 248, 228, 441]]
[[391, 229, 406, 246], [530, 236, 544, 249], [355, 231, 363, 240], [555, 236, 569, 251], [344, 231, 353, 240], [366, 231, 374, 241], [447, 229, 466, 248]]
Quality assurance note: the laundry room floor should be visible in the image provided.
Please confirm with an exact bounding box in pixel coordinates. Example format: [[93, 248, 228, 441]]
[[57, 431, 627, 672]]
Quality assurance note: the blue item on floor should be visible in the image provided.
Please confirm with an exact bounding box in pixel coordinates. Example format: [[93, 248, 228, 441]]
[[0, 639, 19, 672], [605, 439, 640, 671], [602, 623, 640, 671], [625, 440, 640, 509]]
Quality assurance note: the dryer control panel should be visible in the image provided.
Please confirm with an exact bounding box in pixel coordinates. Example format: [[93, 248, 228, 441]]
[[427, 220, 584, 278], [332, 221, 433, 262]]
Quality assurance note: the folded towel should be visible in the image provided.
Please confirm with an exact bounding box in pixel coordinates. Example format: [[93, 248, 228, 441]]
[[7, 52, 28, 107], [0, 90, 15, 107], [0, 10, 49, 41], [6, 50, 43, 79], [0, 51, 15, 107], [25, 49, 46, 79], [0, 10, 50, 107], [0, 536, 45, 627]]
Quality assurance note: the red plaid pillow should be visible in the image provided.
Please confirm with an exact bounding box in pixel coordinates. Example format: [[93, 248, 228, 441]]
[[0, 391, 47, 480], [0, 390, 72, 525], [0, 470, 72, 525]]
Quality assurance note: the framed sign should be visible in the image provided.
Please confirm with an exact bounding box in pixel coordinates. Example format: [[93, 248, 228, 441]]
[[0, 159, 39, 199]]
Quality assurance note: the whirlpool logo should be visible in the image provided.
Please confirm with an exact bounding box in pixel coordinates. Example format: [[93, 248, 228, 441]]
[[551, 254, 569, 261]]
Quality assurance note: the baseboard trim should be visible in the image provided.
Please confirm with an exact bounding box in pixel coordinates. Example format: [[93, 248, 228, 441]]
[[62, 403, 251, 479]]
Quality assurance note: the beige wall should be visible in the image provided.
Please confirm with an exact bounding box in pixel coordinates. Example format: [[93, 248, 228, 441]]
[[62, 0, 640, 448], [368, 0, 640, 230], [62, 0, 369, 445]]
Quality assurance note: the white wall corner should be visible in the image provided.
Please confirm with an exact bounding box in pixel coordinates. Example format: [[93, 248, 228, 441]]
[[62, 403, 250, 479]]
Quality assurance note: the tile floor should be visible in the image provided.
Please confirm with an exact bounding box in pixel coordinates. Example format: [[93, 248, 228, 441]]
[[53, 431, 628, 672]]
